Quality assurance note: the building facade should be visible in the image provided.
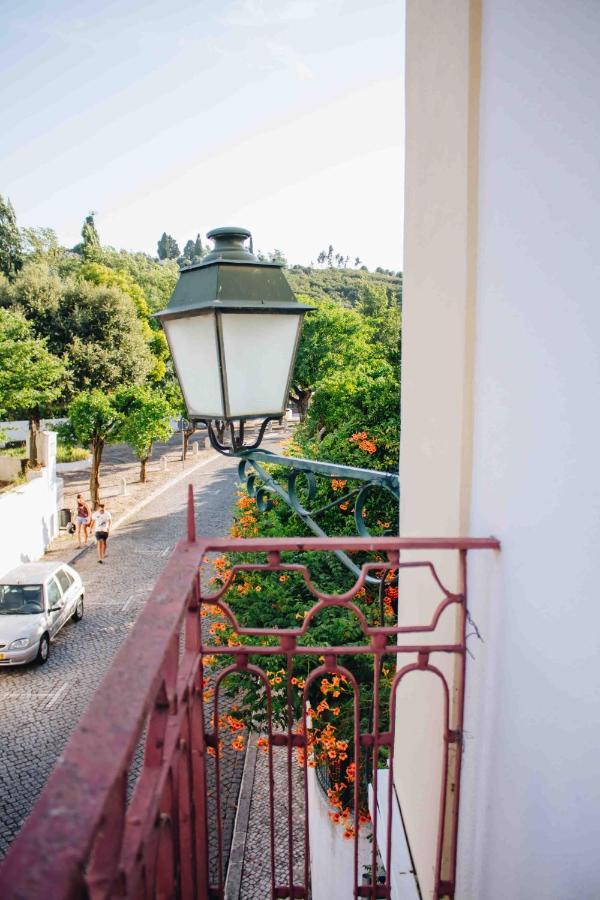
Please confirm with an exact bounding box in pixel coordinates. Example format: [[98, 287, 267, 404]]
[[398, 1, 600, 897]]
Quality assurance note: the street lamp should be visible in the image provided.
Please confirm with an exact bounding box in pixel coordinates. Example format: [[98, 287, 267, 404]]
[[155, 227, 312, 453], [156, 226, 399, 581]]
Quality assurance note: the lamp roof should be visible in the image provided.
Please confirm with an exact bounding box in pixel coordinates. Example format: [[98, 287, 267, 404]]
[[155, 226, 313, 320]]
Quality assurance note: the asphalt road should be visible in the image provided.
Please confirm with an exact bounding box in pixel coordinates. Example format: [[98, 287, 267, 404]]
[[0, 450, 241, 859]]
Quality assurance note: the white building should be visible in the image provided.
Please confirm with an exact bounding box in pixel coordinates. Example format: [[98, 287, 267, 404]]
[[397, 2, 600, 898]]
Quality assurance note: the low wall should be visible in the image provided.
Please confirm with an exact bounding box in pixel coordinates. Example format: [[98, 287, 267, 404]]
[[308, 766, 371, 899], [0, 432, 60, 577], [0, 419, 65, 447], [0, 457, 24, 482]]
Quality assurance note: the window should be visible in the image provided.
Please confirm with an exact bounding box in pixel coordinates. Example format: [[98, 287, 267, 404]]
[[47, 578, 62, 609], [0, 585, 43, 615], [56, 569, 73, 593]]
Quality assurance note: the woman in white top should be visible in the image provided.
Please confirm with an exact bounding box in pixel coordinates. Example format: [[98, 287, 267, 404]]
[[91, 503, 112, 564]]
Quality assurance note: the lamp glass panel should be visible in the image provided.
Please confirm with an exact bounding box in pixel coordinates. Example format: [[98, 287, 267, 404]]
[[163, 313, 224, 417], [221, 313, 300, 417]]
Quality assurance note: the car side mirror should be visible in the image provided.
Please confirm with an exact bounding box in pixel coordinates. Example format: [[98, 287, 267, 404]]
[[49, 604, 63, 612]]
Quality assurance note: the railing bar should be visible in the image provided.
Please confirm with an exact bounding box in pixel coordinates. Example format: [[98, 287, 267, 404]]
[[196, 536, 501, 552], [385, 693, 397, 900], [263, 676, 277, 900], [370, 653, 380, 896], [121, 706, 190, 894], [238, 448, 400, 488], [212, 681, 225, 893], [286, 651, 295, 895], [433, 669, 452, 895], [194, 660, 211, 900], [301, 693, 310, 897], [447, 550, 469, 893], [120, 653, 200, 874], [352, 667, 361, 900], [178, 713, 195, 899], [201, 644, 465, 657], [306, 488, 361, 518]]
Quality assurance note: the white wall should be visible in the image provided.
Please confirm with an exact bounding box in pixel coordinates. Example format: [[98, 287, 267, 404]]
[[457, 3, 600, 898], [308, 767, 371, 899], [0, 419, 65, 446], [0, 432, 61, 577]]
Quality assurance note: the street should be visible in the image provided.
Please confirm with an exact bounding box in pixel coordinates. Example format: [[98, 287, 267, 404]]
[[0, 449, 240, 859]]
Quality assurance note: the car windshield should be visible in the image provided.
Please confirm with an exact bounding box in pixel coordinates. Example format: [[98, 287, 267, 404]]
[[0, 584, 44, 615]]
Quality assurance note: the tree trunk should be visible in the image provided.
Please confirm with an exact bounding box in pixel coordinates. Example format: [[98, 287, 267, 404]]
[[183, 425, 195, 460], [140, 456, 148, 483], [214, 420, 227, 443], [90, 438, 104, 509], [291, 388, 312, 421], [28, 406, 41, 467]]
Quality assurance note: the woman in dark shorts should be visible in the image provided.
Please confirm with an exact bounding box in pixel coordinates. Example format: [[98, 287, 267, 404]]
[[91, 503, 112, 564]]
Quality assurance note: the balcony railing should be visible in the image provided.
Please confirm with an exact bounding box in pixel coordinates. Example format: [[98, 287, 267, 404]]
[[0, 487, 499, 899]]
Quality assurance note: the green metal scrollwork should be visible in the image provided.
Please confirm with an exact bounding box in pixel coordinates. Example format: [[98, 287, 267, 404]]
[[236, 449, 399, 584]]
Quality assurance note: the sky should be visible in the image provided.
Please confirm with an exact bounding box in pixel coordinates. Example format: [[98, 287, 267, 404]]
[[0, 0, 405, 271]]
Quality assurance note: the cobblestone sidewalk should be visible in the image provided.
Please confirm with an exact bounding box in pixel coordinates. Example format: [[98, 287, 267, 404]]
[[46, 429, 213, 564]]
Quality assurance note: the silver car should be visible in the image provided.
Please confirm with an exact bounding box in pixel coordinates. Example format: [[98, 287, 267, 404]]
[[0, 562, 84, 666]]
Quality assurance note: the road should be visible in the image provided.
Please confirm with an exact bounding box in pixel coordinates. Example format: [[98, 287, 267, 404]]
[[0, 449, 241, 859]]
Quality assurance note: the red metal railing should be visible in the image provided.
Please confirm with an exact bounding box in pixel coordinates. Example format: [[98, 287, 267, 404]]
[[0, 488, 499, 899]]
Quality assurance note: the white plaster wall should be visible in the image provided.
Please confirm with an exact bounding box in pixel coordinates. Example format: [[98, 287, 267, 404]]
[[307, 767, 371, 899], [0, 432, 60, 577], [457, 3, 600, 897], [0, 419, 65, 446]]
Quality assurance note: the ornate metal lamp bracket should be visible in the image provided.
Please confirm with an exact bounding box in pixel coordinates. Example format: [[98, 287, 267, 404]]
[[235, 447, 400, 585]]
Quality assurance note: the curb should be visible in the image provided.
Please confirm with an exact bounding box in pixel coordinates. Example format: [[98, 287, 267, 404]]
[[60, 451, 219, 567], [224, 734, 258, 899]]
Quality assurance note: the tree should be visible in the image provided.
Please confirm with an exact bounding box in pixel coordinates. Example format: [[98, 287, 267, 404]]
[[0, 261, 155, 397], [115, 386, 173, 482], [100, 249, 178, 313], [81, 212, 101, 261], [193, 233, 204, 259], [268, 249, 288, 266], [0, 309, 67, 464], [356, 284, 401, 369], [182, 239, 196, 262], [0, 195, 23, 280], [21, 227, 62, 263], [289, 298, 376, 420], [157, 233, 180, 260], [65, 391, 122, 507]]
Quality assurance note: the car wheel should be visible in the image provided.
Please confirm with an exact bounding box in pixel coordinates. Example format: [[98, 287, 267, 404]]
[[36, 634, 50, 665], [72, 596, 84, 622]]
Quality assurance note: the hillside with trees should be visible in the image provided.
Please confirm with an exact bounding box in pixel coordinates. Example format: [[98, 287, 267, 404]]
[[0, 197, 401, 505]]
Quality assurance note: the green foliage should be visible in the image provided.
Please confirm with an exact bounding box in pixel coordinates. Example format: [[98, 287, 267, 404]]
[[293, 298, 375, 390], [80, 212, 101, 261], [0, 308, 66, 417], [65, 390, 122, 506], [81, 261, 150, 318], [0, 261, 154, 399], [100, 250, 178, 313], [20, 227, 62, 263], [157, 232, 180, 261], [65, 391, 121, 447], [286, 265, 401, 309], [114, 385, 173, 479], [0, 195, 23, 280], [56, 444, 89, 463], [356, 284, 401, 370]]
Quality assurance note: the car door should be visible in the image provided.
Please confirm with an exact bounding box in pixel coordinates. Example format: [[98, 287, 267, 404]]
[[45, 576, 65, 636], [55, 568, 76, 618]]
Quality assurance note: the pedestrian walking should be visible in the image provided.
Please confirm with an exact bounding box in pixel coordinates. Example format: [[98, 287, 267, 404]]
[[75, 494, 91, 548], [91, 503, 112, 564]]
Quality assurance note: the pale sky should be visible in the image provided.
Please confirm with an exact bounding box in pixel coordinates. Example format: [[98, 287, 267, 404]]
[[0, 0, 405, 271]]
